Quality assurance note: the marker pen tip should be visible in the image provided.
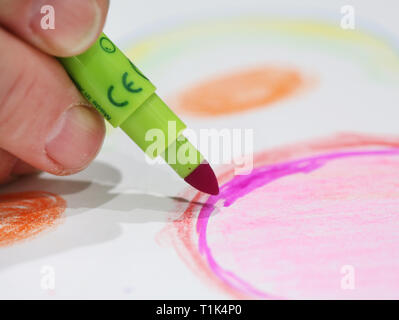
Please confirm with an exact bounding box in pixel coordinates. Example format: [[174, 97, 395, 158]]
[[184, 161, 219, 195]]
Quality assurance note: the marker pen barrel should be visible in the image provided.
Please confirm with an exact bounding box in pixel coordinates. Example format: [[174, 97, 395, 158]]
[[59, 33, 218, 194]]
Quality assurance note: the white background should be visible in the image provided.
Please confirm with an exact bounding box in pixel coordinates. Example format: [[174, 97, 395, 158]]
[[0, 0, 399, 299]]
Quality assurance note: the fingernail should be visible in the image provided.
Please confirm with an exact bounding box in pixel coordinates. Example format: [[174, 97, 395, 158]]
[[46, 105, 105, 173], [30, 0, 102, 56]]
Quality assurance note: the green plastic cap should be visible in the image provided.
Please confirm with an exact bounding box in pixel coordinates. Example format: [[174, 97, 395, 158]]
[[59, 33, 202, 179], [59, 33, 156, 127]]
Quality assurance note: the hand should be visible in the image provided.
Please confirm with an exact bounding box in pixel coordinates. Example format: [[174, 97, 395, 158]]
[[0, 0, 109, 184]]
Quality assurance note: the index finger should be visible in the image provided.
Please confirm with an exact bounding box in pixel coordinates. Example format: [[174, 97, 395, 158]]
[[0, 0, 109, 57]]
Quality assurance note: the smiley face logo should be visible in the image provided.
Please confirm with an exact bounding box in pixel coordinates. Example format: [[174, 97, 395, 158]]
[[100, 37, 116, 53]]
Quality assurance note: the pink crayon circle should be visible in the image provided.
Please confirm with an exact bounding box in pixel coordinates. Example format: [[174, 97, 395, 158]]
[[171, 134, 399, 299]]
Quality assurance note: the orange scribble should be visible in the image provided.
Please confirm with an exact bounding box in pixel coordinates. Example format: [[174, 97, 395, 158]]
[[0, 191, 66, 247], [175, 66, 309, 116]]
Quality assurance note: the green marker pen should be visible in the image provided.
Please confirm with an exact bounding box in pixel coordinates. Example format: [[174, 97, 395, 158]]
[[59, 33, 219, 195]]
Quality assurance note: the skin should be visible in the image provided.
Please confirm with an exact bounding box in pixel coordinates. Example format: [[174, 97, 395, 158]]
[[0, 0, 109, 184]]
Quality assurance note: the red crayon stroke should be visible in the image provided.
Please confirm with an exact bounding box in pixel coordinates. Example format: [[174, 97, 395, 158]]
[[165, 133, 399, 299], [0, 191, 66, 247], [174, 66, 311, 116]]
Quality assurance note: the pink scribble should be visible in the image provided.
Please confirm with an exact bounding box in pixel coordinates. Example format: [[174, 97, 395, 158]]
[[167, 134, 399, 299], [197, 148, 399, 299]]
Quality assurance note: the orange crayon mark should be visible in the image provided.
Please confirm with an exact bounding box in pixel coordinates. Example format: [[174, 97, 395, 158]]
[[175, 66, 309, 116], [0, 191, 66, 247]]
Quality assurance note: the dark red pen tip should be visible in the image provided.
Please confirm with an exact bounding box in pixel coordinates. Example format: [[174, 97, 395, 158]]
[[184, 161, 219, 195]]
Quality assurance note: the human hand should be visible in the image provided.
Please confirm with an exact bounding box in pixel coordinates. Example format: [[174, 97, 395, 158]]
[[0, 0, 109, 184]]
